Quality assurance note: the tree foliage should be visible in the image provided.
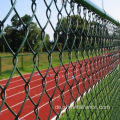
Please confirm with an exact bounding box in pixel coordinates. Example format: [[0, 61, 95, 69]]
[[54, 15, 89, 50], [54, 15, 110, 51], [0, 14, 50, 52]]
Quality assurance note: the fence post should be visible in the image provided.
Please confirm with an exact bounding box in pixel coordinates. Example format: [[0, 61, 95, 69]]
[[21, 55, 23, 69], [38, 53, 39, 67], [0, 57, 1, 74]]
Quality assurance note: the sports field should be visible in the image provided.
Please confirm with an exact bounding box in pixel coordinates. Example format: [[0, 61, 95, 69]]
[[0, 53, 119, 120], [0, 0, 120, 119], [0, 51, 86, 80]]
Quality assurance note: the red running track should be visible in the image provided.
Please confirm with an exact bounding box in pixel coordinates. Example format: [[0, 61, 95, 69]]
[[0, 53, 119, 120]]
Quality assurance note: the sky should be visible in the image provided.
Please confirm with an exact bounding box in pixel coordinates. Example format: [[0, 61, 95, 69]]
[[90, 0, 120, 21], [0, 0, 120, 41]]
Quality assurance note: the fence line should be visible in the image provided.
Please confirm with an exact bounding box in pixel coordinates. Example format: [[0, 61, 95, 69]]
[[0, 0, 120, 119]]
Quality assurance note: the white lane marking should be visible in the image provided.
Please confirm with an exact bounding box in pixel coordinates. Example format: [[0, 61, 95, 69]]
[[1, 64, 81, 91], [0, 60, 84, 82], [20, 75, 99, 120], [1, 62, 109, 119], [1, 60, 108, 113], [1, 66, 101, 114], [0, 62, 83, 86], [0, 63, 106, 104], [1, 73, 82, 113], [0, 67, 87, 102], [0, 63, 98, 101], [21, 69, 110, 119]]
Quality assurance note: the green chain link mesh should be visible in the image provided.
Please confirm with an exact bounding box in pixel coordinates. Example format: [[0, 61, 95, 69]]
[[0, 0, 120, 120]]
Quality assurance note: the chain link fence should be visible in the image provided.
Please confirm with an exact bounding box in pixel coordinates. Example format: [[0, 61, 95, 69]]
[[0, 0, 120, 120]]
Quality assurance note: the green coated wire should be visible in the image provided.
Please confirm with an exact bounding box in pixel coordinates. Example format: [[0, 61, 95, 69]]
[[0, 0, 120, 120]]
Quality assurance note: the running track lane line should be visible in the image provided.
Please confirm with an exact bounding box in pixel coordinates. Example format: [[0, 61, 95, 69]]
[[20, 73, 104, 120], [1, 64, 98, 112], [0, 60, 100, 99], [0, 58, 110, 112], [0, 62, 81, 85], [0, 55, 105, 83], [0, 57, 106, 92], [1, 67, 107, 118], [0, 56, 114, 119], [20, 61, 117, 119], [0, 62, 105, 114], [0, 67, 86, 101], [0, 58, 86, 82], [0, 59, 105, 105]]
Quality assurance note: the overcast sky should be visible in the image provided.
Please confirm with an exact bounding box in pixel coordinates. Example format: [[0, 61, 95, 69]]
[[0, 0, 120, 41]]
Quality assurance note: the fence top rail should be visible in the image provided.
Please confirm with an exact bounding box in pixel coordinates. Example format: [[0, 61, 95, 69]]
[[75, 0, 120, 26], [0, 53, 32, 58], [0, 51, 69, 58]]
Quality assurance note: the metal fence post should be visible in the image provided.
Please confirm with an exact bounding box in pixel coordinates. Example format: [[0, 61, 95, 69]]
[[0, 57, 1, 74], [38, 53, 39, 67], [21, 55, 23, 69]]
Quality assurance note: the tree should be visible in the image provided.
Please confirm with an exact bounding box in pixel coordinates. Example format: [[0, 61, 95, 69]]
[[55, 15, 109, 51], [4, 25, 23, 52], [43, 34, 50, 51], [1, 14, 50, 52], [54, 15, 88, 50]]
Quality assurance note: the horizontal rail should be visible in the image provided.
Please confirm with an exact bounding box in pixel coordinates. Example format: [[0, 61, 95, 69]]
[[75, 0, 120, 26], [0, 53, 32, 58]]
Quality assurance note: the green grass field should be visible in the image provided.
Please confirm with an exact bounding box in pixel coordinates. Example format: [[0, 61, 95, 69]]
[[0, 51, 93, 80], [60, 67, 120, 120], [0, 50, 116, 80]]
